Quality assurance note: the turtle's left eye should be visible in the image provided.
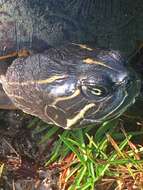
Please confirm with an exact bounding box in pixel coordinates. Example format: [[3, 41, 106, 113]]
[[87, 86, 108, 97], [81, 85, 110, 101]]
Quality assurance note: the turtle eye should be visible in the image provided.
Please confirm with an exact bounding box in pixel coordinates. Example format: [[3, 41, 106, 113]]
[[87, 86, 108, 96], [81, 85, 110, 101]]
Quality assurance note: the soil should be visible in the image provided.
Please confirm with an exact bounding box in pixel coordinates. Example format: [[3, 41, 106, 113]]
[[0, 110, 60, 190]]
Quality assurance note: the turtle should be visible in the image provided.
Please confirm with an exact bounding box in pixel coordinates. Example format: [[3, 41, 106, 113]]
[[0, 0, 142, 129]]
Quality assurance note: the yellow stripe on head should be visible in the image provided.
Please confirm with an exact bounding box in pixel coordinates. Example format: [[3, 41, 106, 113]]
[[72, 43, 93, 51], [83, 58, 117, 71], [66, 103, 95, 129], [52, 89, 80, 105], [7, 75, 67, 86]]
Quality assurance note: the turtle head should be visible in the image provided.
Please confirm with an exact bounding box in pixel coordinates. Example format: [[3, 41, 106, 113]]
[[76, 50, 141, 127], [1, 45, 141, 129]]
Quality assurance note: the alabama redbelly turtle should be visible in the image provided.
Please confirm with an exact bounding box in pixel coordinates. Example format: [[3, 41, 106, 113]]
[[0, 0, 142, 129]]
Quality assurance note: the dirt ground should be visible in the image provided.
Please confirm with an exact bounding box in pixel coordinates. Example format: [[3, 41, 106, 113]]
[[0, 110, 60, 190]]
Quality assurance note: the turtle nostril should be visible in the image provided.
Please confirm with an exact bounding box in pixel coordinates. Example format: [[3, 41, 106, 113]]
[[114, 76, 131, 89], [122, 76, 136, 90]]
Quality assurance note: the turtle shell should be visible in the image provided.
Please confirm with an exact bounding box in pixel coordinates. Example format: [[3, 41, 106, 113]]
[[0, 0, 143, 55]]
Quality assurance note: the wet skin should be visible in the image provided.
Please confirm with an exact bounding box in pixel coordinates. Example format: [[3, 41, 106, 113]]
[[0, 44, 140, 129]]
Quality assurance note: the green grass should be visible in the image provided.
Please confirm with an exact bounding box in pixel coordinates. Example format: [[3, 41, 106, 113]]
[[29, 118, 143, 190]]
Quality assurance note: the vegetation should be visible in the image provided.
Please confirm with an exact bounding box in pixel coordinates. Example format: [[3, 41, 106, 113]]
[[30, 117, 143, 189], [1, 111, 143, 189]]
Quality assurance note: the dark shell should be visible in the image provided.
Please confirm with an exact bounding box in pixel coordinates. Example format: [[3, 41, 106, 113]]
[[0, 0, 143, 55]]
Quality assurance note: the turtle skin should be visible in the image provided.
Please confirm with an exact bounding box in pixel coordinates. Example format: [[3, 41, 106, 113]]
[[0, 43, 140, 129], [0, 0, 142, 128]]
